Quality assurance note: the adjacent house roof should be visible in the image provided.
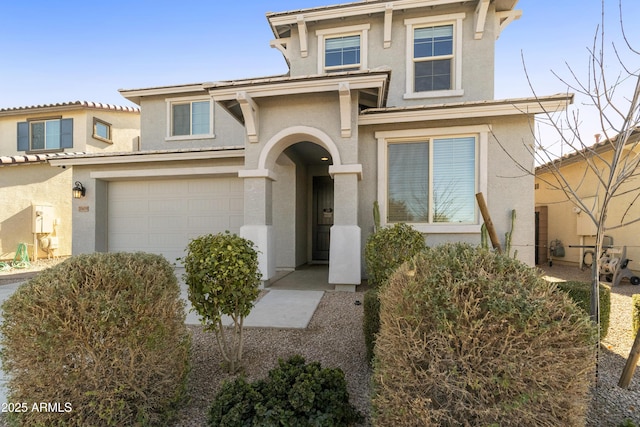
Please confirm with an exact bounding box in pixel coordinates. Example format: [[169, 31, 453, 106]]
[[0, 151, 88, 167], [0, 101, 139, 117], [536, 127, 640, 173]]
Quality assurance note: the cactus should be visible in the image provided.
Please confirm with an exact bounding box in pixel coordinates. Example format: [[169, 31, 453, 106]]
[[481, 223, 488, 250], [505, 209, 517, 259], [373, 201, 381, 232]]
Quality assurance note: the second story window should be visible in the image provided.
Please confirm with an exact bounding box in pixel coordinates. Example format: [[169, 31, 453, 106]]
[[17, 118, 73, 152], [405, 13, 465, 99], [168, 98, 212, 139], [325, 35, 361, 71], [413, 25, 453, 92], [316, 24, 369, 74], [93, 117, 112, 143]]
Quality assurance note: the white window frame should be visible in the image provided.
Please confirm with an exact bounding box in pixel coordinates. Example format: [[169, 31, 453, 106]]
[[316, 24, 370, 74], [404, 13, 465, 99], [30, 118, 62, 150], [165, 96, 215, 141], [376, 125, 489, 233]]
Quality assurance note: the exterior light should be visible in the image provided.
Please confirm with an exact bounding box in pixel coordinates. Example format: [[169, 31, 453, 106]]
[[320, 157, 329, 161], [72, 181, 86, 199]]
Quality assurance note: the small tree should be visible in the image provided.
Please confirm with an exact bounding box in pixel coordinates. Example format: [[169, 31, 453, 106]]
[[182, 232, 261, 373]]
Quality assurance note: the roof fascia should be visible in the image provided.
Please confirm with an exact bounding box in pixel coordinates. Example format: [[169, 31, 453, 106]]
[[208, 73, 389, 107], [48, 148, 245, 167], [358, 95, 573, 125], [119, 84, 207, 105]]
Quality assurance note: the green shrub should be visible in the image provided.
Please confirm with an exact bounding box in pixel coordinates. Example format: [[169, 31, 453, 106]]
[[556, 281, 611, 340], [0, 252, 190, 427], [182, 231, 261, 373], [633, 294, 640, 336], [363, 288, 381, 364], [364, 223, 426, 289], [208, 355, 362, 426], [363, 223, 426, 366], [373, 243, 596, 427]]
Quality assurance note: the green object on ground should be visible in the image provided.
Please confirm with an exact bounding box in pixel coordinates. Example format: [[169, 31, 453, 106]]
[[12, 243, 30, 269]]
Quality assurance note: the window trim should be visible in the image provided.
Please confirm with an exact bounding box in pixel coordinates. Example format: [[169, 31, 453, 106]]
[[404, 13, 465, 99], [376, 125, 489, 233], [316, 24, 370, 74], [92, 117, 112, 144], [165, 96, 215, 141], [23, 116, 70, 152]]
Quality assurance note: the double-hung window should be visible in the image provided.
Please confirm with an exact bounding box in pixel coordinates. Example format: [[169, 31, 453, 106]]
[[167, 97, 212, 139], [405, 14, 465, 98], [377, 126, 488, 233], [316, 24, 369, 74], [17, 118, 73, 152]]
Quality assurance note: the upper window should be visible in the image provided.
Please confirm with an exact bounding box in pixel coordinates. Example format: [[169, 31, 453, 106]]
[[167, 98, 213, 139], [405, 14, 465, 99], [17, 118, 73, 152], [316, 24, 369, 74], [93, 117, 112, 143], [376, 125, 488, 233]]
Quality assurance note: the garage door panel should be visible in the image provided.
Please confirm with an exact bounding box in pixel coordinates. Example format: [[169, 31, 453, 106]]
[[108, 177, 244, 262]]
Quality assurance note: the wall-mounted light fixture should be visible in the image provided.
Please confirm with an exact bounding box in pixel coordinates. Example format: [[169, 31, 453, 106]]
[[72, 181, 86, 199]]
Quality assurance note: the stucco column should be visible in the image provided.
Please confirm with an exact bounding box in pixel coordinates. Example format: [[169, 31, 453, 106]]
[[328, 165, 362, 290], [238, 170, 276, 284]]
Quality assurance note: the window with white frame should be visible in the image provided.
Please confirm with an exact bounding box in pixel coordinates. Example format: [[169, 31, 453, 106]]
[[377, 126, 488, 232], [316, 24, 369, 74], [167, 98, 212, 138], [405, 13, 465, 98]]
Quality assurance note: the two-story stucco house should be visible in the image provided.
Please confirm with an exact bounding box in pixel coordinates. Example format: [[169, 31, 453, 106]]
[[50, 0, 571, 290], [0, 102, 140, 262]]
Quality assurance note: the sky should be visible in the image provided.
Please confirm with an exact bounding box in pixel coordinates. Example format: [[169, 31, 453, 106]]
[[1, 0, 639, 155]]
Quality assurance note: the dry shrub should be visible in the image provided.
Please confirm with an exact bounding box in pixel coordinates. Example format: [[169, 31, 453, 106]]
[[372, 243, 596, 427], [0, 252, 191, 426]]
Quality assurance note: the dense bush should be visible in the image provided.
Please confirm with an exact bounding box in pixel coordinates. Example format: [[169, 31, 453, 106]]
[[373, 243, 596, 427], [364, 223, 426, 289], [0, 252, 190, 427], [363, 223, 426, 364], [363, 288, 381, 364], [633, 294, 640, 336], [182, 231, 261, 373], [556, 280, 611, 339], [208, 355, 362, 426]]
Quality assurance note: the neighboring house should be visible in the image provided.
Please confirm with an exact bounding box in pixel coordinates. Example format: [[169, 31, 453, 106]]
[[49, 0, 571, 290], [0, 101, 140, 262], [535, 128, 640, 272]]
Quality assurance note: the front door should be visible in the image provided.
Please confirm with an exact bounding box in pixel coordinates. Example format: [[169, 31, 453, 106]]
[[312, 176, 334, 261]]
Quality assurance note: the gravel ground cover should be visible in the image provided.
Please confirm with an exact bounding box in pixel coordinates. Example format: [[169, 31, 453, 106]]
[[1, 260, 640, 425]]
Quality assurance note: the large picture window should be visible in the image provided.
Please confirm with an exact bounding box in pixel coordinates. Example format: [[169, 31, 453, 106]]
[[387, 137, 476, 224]]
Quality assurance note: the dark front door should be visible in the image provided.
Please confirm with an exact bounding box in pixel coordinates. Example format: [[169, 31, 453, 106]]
[[312, 176, 334, 261]]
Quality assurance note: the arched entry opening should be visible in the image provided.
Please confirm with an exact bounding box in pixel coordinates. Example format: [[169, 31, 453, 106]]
[[240, 126, 361, 289]]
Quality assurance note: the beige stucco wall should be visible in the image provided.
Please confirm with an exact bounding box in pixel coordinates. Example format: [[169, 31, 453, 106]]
[[284, 2, 496, 106], [536, 150, 640, 273], [0, 164, 72, 261]]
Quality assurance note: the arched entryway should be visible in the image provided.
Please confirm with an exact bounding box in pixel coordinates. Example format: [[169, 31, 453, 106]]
[[239, 126, 362, 290]]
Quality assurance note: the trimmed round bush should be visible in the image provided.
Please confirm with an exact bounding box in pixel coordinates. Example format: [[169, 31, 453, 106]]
[[373, 243, 597, 427], [0, 252, 191, 427], [556, 280, 610, 339], [364, 223, 426, 289], [208, 355, 362, 426]]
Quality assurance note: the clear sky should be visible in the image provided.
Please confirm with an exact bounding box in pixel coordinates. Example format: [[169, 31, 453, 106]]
[[1, 0, 638, 154]]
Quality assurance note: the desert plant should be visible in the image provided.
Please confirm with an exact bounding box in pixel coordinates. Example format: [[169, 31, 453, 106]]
[[373, 243, 596, 426], [556, 280, 611, 340], [181, 231, 261, 373], [364, 223, 426, 289], [363, 223, 426, 365], [208, 355, 362, 426], [0, 252, 190, 427]]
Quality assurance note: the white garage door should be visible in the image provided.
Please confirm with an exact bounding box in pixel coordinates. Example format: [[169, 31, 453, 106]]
[[108, 177, 244, 263]]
